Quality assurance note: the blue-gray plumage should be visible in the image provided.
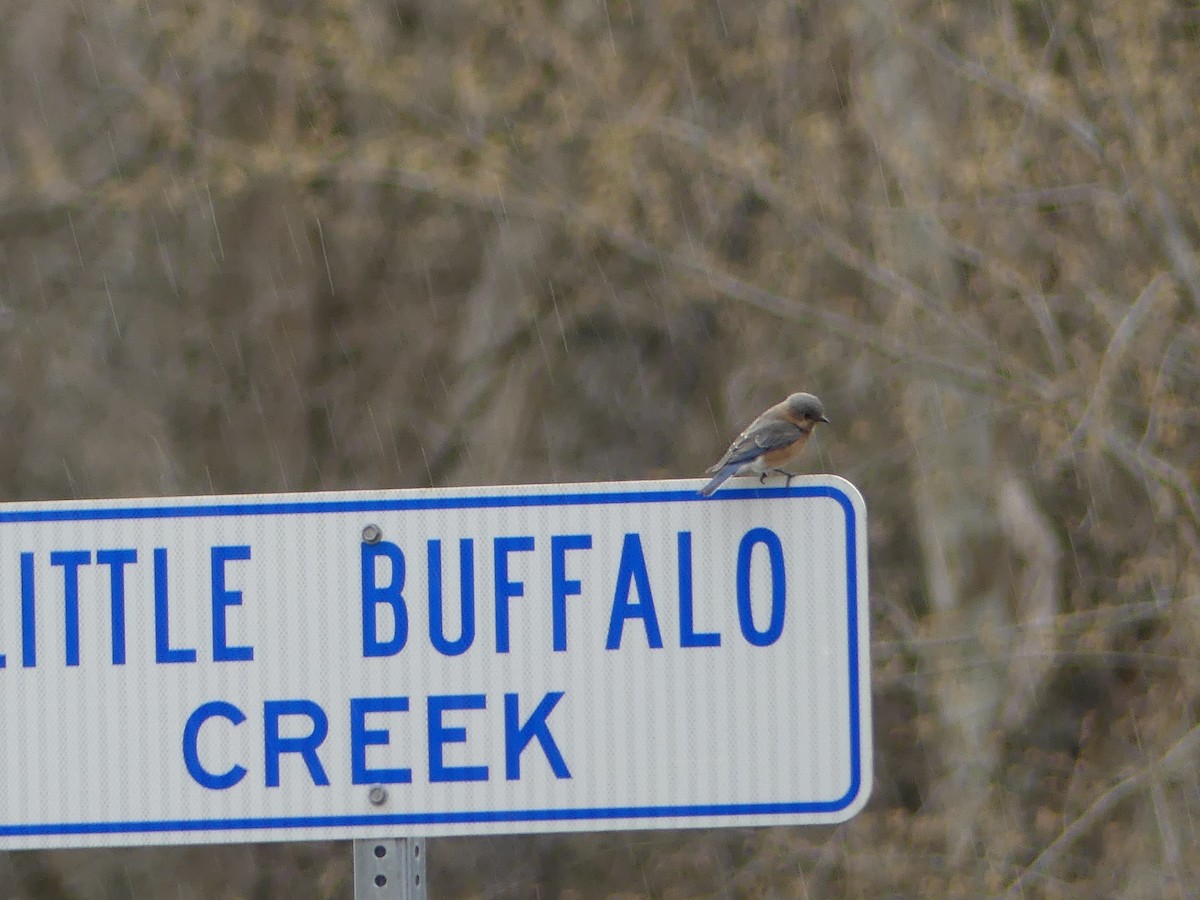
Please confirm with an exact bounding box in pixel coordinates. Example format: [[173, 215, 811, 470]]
[[699, 392, 829, 497]]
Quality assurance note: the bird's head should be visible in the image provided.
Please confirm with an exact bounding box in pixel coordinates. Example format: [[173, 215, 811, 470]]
[[785, 392, 830, 428]]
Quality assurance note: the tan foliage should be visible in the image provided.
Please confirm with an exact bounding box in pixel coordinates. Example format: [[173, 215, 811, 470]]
[[1, 0, 1199, 896]]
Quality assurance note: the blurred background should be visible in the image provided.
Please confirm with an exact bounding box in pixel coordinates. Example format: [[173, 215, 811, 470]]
[[1, 0, 1199, 896]]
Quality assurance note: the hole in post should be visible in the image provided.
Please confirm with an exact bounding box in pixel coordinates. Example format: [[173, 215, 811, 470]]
[[374, 875, 387, 888], [374, 844, 386, 858]]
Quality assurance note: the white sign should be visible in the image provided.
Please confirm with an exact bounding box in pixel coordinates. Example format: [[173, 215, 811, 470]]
[[0, 476, 870, 849]]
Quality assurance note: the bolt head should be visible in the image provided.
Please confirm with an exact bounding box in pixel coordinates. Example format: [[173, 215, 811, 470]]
[[368, 785, 388, 806], [362, 524, 382, 544]]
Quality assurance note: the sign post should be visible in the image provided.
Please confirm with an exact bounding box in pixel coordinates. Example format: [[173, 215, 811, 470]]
[[0, 476, 870, 879], [353, 836, 426, 899]]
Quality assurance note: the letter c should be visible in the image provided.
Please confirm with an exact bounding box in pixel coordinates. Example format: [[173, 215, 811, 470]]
[[183, 701, 248, 790]]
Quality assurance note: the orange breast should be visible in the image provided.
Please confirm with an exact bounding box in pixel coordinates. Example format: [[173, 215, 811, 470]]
[[758, 433, 808, 466]]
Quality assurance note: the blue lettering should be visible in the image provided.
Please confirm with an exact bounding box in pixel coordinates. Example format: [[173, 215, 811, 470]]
[[155, 548, 197, 664], [493, 537, 534, 654], [428, 694, 488, 783], [50, 551, 91, 667], [211, 545, 254, 662], [264, 699, 330, 787], [427, 539, 475, 656], [183, 701, 248, 790], [504, 692, 571, 780], [96, 549, 136, 665], [605, 534, 663, 650], [677, 532, 719, 648], [736, 527, 786, 646], [350, 697, 413, 785], [551, 535, 591, 652], [361, 541, 408, 657]]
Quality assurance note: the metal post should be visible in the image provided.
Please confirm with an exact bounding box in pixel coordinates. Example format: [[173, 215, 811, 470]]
[[353, 838, 427, 899]]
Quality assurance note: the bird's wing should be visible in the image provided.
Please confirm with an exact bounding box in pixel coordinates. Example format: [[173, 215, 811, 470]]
[[706, 419, 803, 472]]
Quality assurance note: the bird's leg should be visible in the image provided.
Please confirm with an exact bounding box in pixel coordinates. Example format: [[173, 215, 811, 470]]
[[785, 474, 794, 487], [759, 473, 768, 484]]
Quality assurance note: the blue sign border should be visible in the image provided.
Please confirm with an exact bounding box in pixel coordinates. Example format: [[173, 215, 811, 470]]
[[0, 482, 865, 838]]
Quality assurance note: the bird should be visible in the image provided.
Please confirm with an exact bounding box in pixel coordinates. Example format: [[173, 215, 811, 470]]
[[698, 392, 829, 497]]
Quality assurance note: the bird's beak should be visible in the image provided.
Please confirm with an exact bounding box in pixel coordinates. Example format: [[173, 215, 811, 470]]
[[819, 414, 830, 424]]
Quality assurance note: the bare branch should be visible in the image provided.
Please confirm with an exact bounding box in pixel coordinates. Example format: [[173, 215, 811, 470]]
[[1067, 273, 1176, 448], [1094, 36, 1200, 316], [903, 25, 1102, 158], [1003, 724, 1200, 896]]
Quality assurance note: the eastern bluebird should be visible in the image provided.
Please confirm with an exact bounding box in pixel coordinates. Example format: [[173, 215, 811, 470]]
[[698, 392, 829, 497]]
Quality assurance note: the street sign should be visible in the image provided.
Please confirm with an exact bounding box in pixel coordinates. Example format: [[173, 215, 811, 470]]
[[0, 476, 870, 849]]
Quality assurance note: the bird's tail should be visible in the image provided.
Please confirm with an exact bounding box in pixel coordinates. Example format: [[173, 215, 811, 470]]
[[698, 465, 738, 497]]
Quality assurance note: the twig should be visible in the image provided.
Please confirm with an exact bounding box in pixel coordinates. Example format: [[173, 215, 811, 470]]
[[1066, 273, 1175, 450], [1101, 427, 1200, 526], [1093, 35, 1200, 317]]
